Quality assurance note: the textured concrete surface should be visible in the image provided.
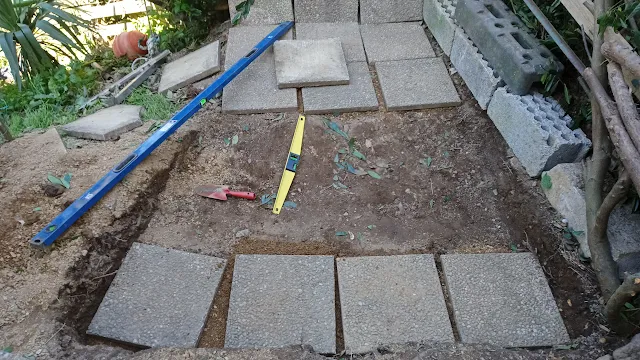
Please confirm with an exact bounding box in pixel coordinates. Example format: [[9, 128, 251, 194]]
[[296, 22, 366, 63], [337, 255, 454, 354], [487, 88, 591, 177], [541, 163, 590, 258], [441, 253, 569, 347], [61, 105, 143, 141], [225, 25, 293, 65], [302, 62, 378, 114], [36, 127, 67, 159], [222, 62, 298, 114], [158, 41, 220, 93], [613, 333, 640, 360], [376, 58, 461, 111], [450, 28, 503, 110], [360, 0, 423, 23], [225, 255, 336, 354], [274, 39, 349, 88], [455, 0, 562, 95], [294, 0, 358, 22], [87, 243, 226, 348], [608, 202, 640, 276], [423, 0, 458, 56], [360, 22, 434, 63], [228, 0, 293, 26], [191, 75, 218, 92]]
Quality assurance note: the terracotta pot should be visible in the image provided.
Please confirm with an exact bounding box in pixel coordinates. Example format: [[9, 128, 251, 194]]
[[112, 30, 148, 60]]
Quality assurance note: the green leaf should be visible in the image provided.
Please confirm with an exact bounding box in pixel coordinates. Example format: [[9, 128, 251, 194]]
[[283, 201, 297, 209], [36, 19, 77, 49], [224, 137, 231, 146], [232, 135, 239, 145], [563, 232, 572, 240], [443, 151, 450, 158], [333, 181, 348, 189], [510, 244, 518, 252], [0, 32, 21, 89], [38, 2, 91, 27], [323, 118, 349, 139], [242, 125, 249, 131], [338, 148, 348, 154], [367, 224, 376, 230], [624, 302, 636, 309], [563, 83, 571, 104], [2, 346, 12, 353], [335, 231, 348, 236], [541, 173, 552, 190], [33, 207, 41, 211], [334, 154, 340, 163], [367, 170, 381, 179], [333, 175, 339, 181], [420, 157, 433, 167], [60, 173, 72, 189], [571, 229, 585, 237], [232, 12, 242, 25], [429, 199, 435, 208], [47, 173, 63, 186], [352, 149, 366, 161], [444, 195, 452, 203]]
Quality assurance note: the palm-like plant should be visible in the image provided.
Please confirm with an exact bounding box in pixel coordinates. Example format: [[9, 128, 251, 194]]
[[0, 0, 91, 89]]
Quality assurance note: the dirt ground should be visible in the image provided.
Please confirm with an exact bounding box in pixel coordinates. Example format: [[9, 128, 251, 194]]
[[0, 35, 619, 360]]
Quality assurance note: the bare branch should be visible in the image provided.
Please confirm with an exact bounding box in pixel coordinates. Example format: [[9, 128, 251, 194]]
[[608, 62, 640, 152], [601, 27, 640, 80], [605, 272, 640, 335]]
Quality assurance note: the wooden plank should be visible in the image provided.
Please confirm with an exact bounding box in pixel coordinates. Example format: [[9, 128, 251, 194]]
[[560, 0, 595, 39], [79, 0, 147, 20]]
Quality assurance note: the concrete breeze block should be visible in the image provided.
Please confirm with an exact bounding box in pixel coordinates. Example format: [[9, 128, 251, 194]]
[[450, 28, 503, 110], [360, 0, 423, 24], [294, 0, 358, 22], [487, 88, 591, 177], [423, 0, 459, 56], [455, 0, 562, 95]]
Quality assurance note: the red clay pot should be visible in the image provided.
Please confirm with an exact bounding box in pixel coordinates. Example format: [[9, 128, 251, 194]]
[[112, 30, 148, 60]]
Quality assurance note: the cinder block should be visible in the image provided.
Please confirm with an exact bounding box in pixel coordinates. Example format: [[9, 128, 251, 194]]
[[450, 28, 503, 110], [360, 0, 423, 23], [455, 0, 562, 95], [423, 0, 458, 56], [294, 0, 358, 22], [487, 88, 591, 177]]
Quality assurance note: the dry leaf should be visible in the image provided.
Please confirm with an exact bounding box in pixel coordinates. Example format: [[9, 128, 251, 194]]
[[634, 278, 640, 284], [567, 299, 572, 307]]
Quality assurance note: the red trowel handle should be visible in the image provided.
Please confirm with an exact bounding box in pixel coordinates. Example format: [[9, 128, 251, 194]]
[[227, 191, 256, 200]]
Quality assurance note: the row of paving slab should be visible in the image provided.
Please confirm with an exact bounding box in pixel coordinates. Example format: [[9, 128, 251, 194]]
[[87, 243, 569, 354]]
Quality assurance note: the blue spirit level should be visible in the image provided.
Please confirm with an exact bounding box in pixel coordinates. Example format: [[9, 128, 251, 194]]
[[30, 21, 294, 247]]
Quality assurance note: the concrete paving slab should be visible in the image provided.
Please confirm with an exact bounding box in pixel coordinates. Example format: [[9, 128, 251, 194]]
[[36, 127, 67, 159], [423, 0, 459, 56], [294, 0, 358, 22], [87, 243, 226, 348], [441, 253, 570, 347], [274, 39, 349, 88], [296, 22, 366, 63], [221, 62, 298, 114], [158, 41, 220, 94], [360, 0, 423, 23], [191, 74, 219, 92], [228, 0, 293, 26], [302, 62, 378, 114], [337, 255, 454, 354], [225, 255, 336, 354], [61, 105, 143, 141], [225, 25, 293, 65], [450, 28, 503, 110], [360, 22, 434, 63], [376, 58, 461, 110]]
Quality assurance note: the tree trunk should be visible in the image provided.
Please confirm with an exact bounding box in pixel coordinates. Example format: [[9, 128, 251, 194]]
[[605, 272, 640, 335], [607, 62, 640, 152]]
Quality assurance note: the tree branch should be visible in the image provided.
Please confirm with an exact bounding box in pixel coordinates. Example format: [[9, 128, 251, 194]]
[[608, 62, 640, 152], [605, 272, 640, 335], [601, 27, 640, 80]]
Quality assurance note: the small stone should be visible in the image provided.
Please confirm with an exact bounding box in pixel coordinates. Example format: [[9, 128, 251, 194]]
[[81, 250, 88, 256], [235, 229, 251, 238], [492, 189, 498, 196]]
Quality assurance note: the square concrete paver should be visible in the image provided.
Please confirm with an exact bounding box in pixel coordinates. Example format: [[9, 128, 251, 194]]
[[87, 243, 226, 348], [158, 41, 220, 93], [225, 25, 293, 65], [302, 62, 378, 114], [360, 0, 423, 23], [441, 253, 570, 347], [61, 105, 143, 141], [376, 58, 461, 110], [294, 0, 358, 22], [225, 255, 336, 354], [360, 22, 434, 63], [222, 62, 298, 114], [296, 22, 366, 63], [228, 0, 293, 26], [274, 39, 349, 88], [337, 255, 454, 354]]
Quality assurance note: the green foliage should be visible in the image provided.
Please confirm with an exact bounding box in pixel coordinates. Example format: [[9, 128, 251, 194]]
[[0, 0, 92, 88], [126, 87, 178, 121], [232, 0, 255, 25], [598, 0, 640, 49], [541, 173, 553, 190]]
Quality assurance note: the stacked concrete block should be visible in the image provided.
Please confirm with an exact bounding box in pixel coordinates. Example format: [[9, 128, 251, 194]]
[[487, 88, 591, 177], [360, 0, 423, 24], [423, 0, 459, 56], [294, 0, 358, 22], [455, 0, 562, 95], [450, 28, 503, 110]]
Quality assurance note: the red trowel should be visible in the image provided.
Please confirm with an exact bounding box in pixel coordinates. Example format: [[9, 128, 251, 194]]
[[195, 185, 256, 201]]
